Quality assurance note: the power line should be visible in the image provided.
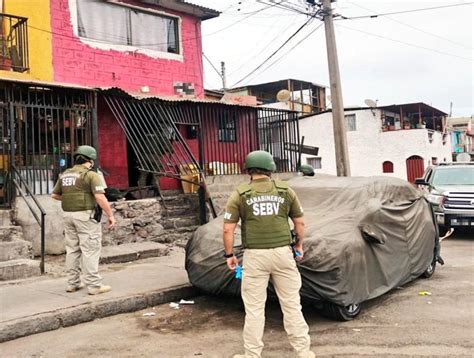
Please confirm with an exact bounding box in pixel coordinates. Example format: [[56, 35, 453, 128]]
[[242, 23, 324, 85], [26, 1, 284, 48], [339, 2, 474, 20], [344, 0, 473, 50], [202, 52, 223, 79], [336, 23, 473, 62], [231, 16, 315, 87], [227, 12, 300, 76]]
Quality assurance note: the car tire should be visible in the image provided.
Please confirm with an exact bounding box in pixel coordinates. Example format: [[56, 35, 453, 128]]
[[421, 259, 436, 278], [321, 302, 361, 321]]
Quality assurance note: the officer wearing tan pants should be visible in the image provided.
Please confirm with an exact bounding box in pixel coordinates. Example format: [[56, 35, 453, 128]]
[[223, 151, 315, 358], [52, 145, 116, 295]]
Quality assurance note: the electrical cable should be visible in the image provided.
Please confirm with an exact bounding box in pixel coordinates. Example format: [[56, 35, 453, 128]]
[[27, 1, 284, 47], [231, 15, 316, 87], [344, 0, 473, 50], [336, 23, 473, 62], [227, 11, 300, 76], [202, 52, 223, 79], [242, 22, 324, 85], [339, 2, 474, 20]]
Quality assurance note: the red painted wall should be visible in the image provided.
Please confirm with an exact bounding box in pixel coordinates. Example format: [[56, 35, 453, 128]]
[[50, 0, 207, 190], [97, 97, 129, 188], [50, 0, 204, 97], [202, 110, 258, 173]]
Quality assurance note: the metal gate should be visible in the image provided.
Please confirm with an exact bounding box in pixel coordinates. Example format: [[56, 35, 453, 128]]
[[0, 81, 95, 206], [406, 155, 424, 183]]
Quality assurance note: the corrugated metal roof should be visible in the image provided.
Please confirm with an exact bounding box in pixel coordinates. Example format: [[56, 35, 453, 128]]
[[138, 0, 220, 20], [100, 87, 280, 109], [0, 77, 93, 90], [300, 102, 448, 118]]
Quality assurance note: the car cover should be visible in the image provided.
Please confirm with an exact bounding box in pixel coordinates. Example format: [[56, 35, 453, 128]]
[[185, 176, 438, 306]]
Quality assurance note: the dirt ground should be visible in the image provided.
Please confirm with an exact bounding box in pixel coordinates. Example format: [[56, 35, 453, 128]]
[[2, 231, 473, 358]]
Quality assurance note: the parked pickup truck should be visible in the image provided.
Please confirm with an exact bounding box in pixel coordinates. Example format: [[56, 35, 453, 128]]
[[415, 162, 474, 230]]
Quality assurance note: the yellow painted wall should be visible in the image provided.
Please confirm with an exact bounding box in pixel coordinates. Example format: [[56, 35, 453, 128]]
[[1, 0, 53, 81]]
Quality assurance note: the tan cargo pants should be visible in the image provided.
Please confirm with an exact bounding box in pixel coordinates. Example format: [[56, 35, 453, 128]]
[[241, 245, 311, 358], [63, 210, 103, 288]]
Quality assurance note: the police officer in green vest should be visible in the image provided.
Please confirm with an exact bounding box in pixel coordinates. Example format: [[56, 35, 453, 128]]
[[52, 145, 116, 295], [299, 164, 315, 177], [223, 150, 315, 358]]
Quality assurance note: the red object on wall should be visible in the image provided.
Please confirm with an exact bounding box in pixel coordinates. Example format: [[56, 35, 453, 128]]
[[382, 161, 394, 173], [406, 155, 424, 183]]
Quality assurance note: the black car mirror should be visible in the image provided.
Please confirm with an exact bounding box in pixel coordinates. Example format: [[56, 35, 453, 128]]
[[414, 178, 429, 186]]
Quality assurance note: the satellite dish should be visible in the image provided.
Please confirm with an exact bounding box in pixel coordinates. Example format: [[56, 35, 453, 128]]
[[456, 153, 471, 163], [276, 89, 291, 102], [364, 99, 377, 108]]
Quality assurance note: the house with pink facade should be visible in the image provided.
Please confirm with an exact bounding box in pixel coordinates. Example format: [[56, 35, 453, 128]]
[[1, 0, 301, 204]]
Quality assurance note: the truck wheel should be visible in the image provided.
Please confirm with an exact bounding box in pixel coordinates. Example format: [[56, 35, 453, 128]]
[[421, 259, 436, 278], [321, 302, 361, 321]]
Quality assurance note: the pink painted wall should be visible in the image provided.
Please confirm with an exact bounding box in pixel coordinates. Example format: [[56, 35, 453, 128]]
[[50, 0, 204, 97]]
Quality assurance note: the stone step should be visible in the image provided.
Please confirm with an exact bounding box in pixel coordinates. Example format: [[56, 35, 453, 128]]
[[163, 205, 198, 216], [151, 231, 195, 244], [0, 226, 24, 242], [99, 242, 169, 265], [0, 240, 33, 262], [161, 216, 199, 230], [0, 259, 41, 281], [0, 210, 11, 226]]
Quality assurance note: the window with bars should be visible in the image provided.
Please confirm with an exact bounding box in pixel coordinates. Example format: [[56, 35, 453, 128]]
[[76, 0, 179, 54], [218, 115, 237, 142], [345, 114, 356, 131], [307, 157, 322, 169]]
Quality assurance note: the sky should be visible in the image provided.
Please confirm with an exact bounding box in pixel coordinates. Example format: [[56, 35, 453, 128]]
[[190, 0, 473, 117]]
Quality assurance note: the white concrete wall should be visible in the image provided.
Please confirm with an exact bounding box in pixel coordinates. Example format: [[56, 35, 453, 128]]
[[299, 109, 453, 180]]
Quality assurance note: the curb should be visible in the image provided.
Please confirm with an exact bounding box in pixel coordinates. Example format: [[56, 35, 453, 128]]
[[0, 284, 198, 343]]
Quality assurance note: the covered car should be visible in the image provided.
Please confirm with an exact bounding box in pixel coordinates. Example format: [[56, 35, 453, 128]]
[[185, 176, 441, 320]]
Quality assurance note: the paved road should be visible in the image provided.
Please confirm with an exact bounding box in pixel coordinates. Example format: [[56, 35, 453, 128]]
[[2, 231, 473, 358]]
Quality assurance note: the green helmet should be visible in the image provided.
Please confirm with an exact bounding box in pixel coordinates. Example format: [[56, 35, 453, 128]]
[[244, 150, 276, 172], [74, 145, 97, 160], [299, 164, 315, 176]]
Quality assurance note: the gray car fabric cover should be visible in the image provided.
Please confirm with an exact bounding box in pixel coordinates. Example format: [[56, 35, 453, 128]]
[[185, 176, 437, 306]]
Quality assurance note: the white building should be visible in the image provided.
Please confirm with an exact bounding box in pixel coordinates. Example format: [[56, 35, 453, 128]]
[[299, 102, 452, 182]]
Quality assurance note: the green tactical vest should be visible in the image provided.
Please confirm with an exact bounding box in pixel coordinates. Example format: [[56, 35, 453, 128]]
[[237, 180, 292, 249], [59, 166, 96, 212]]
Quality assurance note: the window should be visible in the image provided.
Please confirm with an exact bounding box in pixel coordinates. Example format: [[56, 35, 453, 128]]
[[383, 161, 394, 173], [218, 115, 237, 142], [345, 114, 356, 131], [77, 0, 179, 54], [307, 157, 322, 169]]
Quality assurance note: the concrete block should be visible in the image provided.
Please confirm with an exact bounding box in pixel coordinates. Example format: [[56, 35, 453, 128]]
[[0, 259, 41, 281], [0, 315, 60, 343], [14, 196, 65, 255], [100, 242, 169, 264], [0, 240, 33, 261]]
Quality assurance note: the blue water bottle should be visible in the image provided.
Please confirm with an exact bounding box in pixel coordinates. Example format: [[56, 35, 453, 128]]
[[235, 265, 243, 280]]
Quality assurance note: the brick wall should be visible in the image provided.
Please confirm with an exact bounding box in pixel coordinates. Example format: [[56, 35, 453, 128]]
[[50, 0, 204, 97]]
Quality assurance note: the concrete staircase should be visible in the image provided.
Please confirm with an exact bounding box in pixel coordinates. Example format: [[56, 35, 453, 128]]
[[0, 209, 40, 281]]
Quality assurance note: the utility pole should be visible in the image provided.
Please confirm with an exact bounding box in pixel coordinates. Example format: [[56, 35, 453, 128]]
[[321, 0, 351, 176], [220, 61, 227, 90]]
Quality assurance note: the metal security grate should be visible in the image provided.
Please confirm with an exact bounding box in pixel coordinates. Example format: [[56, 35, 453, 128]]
[[0, 81, 94, 205], [0, 13, 29, 72]]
